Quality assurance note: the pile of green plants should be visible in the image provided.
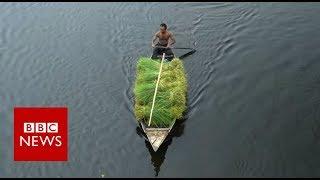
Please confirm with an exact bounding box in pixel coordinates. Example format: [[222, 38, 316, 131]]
[[134, 57, 187, 128]]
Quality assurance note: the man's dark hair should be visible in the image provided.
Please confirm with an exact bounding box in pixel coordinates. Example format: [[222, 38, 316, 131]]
[[160, 23, 167, 30]]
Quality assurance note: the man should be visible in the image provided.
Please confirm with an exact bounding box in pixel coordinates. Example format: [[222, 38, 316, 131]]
[[151, 23, 176, 60]]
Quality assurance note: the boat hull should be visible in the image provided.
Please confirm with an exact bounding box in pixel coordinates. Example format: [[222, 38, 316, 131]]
[[140, 120, 176, 151]]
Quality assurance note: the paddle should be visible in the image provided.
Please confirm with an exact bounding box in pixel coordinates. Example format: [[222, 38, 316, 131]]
[[152, 45, 196, 59], [153, 45, 194, 50], [178, 48, 196, 59]]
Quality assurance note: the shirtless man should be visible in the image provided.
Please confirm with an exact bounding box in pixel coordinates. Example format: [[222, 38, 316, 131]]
[[151, 23, 176, 60]]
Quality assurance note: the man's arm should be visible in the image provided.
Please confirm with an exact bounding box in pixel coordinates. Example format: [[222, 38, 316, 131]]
[[167, 32, 176, 47], [152, 32, 158, 47]]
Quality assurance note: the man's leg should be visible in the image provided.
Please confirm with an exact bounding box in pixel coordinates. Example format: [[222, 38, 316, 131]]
[[151, 48, 159, 59], [151, 43, 161, 59], [165, 48, 174, 61]]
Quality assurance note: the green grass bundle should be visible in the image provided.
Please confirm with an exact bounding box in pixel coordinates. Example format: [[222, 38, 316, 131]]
[[134, 57, 187, 128]]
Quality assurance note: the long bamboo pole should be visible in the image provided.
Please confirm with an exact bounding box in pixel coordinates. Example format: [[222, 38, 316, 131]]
[[148, 53, 166, 127]]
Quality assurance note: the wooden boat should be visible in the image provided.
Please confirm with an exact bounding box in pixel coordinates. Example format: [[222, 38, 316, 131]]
[[139, 52, 176, 151], [135, 46, 195, 151]]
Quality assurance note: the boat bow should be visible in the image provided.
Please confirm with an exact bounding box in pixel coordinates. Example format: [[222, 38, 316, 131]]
[[140, 120, 176, 151]]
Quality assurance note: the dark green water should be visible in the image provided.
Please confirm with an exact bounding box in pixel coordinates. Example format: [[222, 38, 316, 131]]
[[1, 2, 320, 177]]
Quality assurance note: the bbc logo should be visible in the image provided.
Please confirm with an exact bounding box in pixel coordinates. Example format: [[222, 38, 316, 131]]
[[14, 107, 68, 161], [24, 122, 58, 133]]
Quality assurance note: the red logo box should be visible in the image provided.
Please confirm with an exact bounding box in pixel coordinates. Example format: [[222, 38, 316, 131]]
[[14, 107, 68, 161]]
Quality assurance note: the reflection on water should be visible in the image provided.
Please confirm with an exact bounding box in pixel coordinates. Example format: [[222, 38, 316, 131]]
[[145, 137, 171, 177], [136, 120, 186, 176]]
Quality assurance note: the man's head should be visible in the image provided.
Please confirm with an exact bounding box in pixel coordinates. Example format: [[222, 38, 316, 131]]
[[160, 23, 167, 33]]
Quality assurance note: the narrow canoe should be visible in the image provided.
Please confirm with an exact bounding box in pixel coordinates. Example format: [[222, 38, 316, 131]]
[[134, 50, 187, 151]]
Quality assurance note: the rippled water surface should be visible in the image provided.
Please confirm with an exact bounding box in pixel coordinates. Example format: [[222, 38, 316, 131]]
[[1, 2, 320, 177]]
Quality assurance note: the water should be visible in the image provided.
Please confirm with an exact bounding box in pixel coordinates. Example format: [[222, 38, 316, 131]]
[[1, 2, 320, 177]]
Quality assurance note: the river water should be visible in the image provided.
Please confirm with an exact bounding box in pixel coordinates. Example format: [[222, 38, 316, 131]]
[[1, 2, 320, 177]]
